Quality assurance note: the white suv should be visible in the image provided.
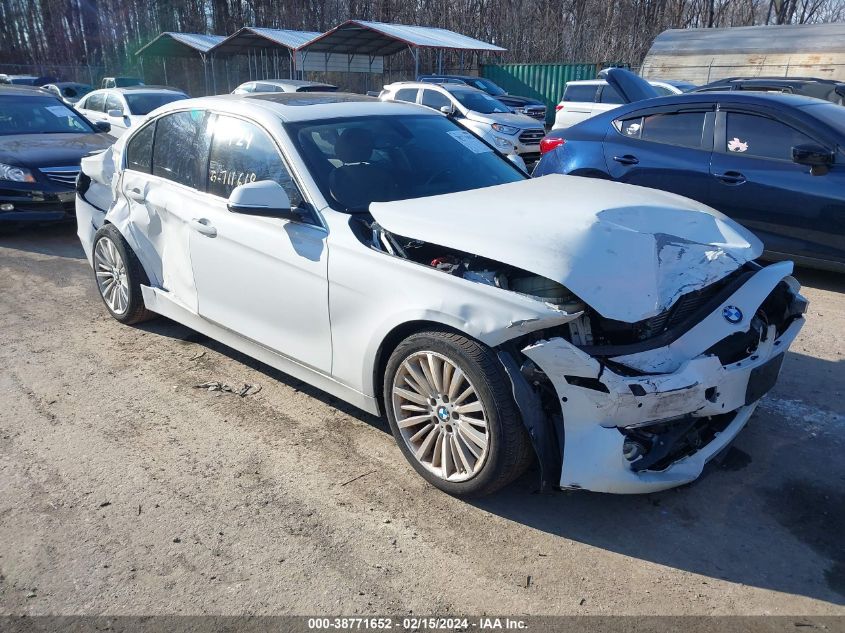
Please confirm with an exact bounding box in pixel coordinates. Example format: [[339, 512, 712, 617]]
[[380, 81, 545, 166], [553, 79, 686, 129]]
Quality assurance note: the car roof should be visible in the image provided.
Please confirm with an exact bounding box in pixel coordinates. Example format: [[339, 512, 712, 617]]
[[46, 81, 91, 87], [386, 81, 485, 94], [597, 91, 827, 114], [0, 85, 54, 97], [89, 86, 185, 95], [147, 91, 435, 123], [247, 79, 336, 88]]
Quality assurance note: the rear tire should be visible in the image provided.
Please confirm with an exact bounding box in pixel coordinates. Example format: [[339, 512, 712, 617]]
[[383, 330, 532, 497], [92, 224, 155, 324]]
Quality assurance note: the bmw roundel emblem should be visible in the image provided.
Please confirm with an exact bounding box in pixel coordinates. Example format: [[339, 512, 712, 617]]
[[722, 305, 743, 324]]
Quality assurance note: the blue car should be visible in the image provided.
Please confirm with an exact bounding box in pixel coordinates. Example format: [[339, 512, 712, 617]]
[[535, 72, 845, 272]]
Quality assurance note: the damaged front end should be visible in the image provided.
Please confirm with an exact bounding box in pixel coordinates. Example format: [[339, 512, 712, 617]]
[[518, 262, 806, 493], [365, 176, 807, 493]]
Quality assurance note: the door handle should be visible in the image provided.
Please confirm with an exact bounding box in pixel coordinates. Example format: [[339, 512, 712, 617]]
[[613, 154, 639, 165], [190, 218, 217, 238], [714, 171, 747, 185], [126, 187, 145, 202]]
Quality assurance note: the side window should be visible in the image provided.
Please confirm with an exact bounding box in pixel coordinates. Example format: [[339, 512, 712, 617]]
[[640, 111, 706, 148], [420, 89, 452, 110], [105, 93, 123, 114], [618, 116, 643, 138], [563, 84, 598, 103], [394, 88, 418, 103], [599, 84, 625, 104], [207, 115, 303, 208], [85, 93, 105, 112], [724, 112, 814, 160], [125, 122, 155, 173], [255, 83, 277, 92], [152, 110, 208, 188]]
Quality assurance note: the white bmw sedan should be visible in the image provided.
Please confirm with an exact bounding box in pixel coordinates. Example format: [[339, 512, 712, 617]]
[[75, 92, 807, 496]]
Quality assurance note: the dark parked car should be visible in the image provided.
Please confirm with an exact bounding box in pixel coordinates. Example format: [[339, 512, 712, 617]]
[[418, 74, 547, 123], [693, 76, 845, 106], [0, 87, 113, 226], [535, 85, 845, 272]]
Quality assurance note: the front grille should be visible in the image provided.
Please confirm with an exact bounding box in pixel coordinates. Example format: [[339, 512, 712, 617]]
[[39, 166, 80, 188], [518, 128, 545, 145], [524, 108, 546, 121]]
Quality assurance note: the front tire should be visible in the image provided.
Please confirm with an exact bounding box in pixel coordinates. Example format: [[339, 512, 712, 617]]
[[92, 224, 155, 324], [383, 330, 532, 497]]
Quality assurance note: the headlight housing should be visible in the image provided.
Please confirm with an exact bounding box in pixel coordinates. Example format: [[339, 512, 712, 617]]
[[0, 162, 36, 183], [492, 136, 516, 153], [491, 123, 519, 135]]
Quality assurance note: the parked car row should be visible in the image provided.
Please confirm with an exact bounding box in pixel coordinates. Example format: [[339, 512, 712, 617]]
[[64, 89, 808, 498]]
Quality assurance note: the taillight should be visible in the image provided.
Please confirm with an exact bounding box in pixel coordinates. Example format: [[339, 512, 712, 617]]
[[540, 137, 565, 155], [555, 103, 564, 111]]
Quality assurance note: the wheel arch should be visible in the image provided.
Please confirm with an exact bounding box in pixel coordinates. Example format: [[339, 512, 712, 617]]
[[371, 319, 476, 417]]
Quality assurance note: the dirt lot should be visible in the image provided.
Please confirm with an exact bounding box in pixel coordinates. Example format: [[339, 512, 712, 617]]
[[0, 225, 843, 616]]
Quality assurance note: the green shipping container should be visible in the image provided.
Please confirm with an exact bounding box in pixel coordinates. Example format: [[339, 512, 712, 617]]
[[480, 63, 600, 125]]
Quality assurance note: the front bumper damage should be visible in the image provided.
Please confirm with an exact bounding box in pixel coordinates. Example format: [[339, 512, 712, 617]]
[[518, 261, 806, 494]]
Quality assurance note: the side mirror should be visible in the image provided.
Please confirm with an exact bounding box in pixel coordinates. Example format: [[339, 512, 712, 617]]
[[227, 180, 300, 221], [107, 109, 124, 118], [792, 144, 834, 176], [94, 121, 111, 133], [439, 105, 455, 116]]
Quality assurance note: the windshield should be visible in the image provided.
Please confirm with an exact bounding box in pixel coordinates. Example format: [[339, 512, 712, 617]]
[[450, 90, 510, 114], [125, 92, 187, 115], [286, 114, 526, 213], [470, 78, 507, 97], [802, 102, 845, 139], [0, 96, 95, 135]]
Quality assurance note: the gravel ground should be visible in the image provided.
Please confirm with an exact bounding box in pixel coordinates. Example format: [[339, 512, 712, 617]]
[[0, 225, 843, 616]]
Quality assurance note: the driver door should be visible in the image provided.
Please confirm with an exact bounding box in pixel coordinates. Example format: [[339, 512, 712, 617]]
[[188, 114, 332, 373]]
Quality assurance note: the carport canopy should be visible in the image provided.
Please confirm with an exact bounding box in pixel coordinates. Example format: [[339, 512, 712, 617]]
[[299, 20, 506, 56], [209, 27, 321, 56], [135, 32, 226, 58]]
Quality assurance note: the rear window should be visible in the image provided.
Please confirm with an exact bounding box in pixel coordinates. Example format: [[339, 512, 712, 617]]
[[599, 84, 624, 104], [394, 88, 418, 103], [125, 92, 187, 115], [563, 84, 598, 102]]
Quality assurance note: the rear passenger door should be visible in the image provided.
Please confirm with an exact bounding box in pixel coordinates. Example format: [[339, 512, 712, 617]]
[[120, 109, 212, 312], [188, 114, 332, 372], [602, 105, 714, 200], [78, 92, 106, 123], [709, 108, 845, 265]]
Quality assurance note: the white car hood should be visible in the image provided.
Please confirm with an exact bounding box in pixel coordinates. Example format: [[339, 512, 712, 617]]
[[369, 175, 763, 323], [465, 110, 541, 128]]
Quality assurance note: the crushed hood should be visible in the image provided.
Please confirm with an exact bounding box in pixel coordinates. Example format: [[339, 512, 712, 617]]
[[369, 174, 763, 323]]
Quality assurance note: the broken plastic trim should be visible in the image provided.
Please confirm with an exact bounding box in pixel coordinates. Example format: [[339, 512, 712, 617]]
[[498, 350, 562, 492]]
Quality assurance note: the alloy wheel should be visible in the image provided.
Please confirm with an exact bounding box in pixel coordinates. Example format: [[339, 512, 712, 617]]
[[391, 351, 490, 482], [94, 236, 130, 315]]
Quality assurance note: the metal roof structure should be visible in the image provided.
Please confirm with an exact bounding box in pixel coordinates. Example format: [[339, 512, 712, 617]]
[[299, 20, 506, 56], [642, 23, 845, 83], [210, 27, 322, 55], [135, 32, 226, 58]]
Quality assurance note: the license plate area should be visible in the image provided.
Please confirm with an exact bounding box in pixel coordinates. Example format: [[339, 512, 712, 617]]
[[745, 353, 785, 405]]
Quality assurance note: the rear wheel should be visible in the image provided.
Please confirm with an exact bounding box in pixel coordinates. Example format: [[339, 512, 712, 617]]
[[92, 224, 155, 324], [383, 330, 532, 497]]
